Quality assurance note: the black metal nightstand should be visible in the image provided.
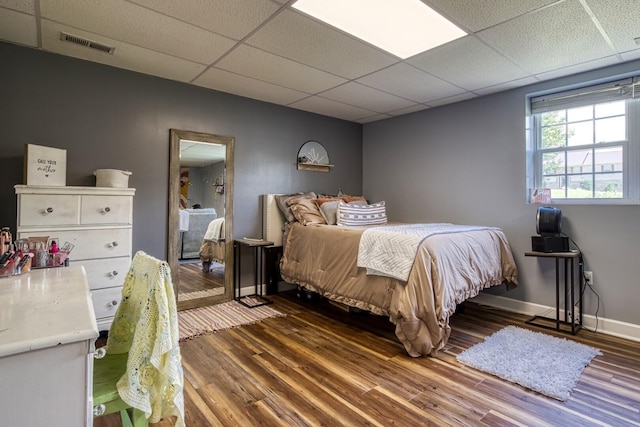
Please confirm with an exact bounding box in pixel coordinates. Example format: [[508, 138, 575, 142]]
[[233, 238, 274, 308], [524, 250, 583, 334]]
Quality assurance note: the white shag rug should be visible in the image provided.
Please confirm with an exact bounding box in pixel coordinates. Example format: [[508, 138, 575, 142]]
[[456, 325, 602, 401]]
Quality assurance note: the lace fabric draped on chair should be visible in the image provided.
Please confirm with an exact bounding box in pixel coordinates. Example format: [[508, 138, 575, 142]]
[[101, 251, 185, 426]]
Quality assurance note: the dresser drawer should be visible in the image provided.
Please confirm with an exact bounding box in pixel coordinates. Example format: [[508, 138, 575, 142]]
[[77, 257, 131, 290], [18, 194, 80, 226], [91, 287, 123, 320], [81, 195, 132, 225], [19, 228, 131, 260]]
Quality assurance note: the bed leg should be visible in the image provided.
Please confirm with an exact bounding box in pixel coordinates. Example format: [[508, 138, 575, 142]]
[[202, 261, 211, 273]]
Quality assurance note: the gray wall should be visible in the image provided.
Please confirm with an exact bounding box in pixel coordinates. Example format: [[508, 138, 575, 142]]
[[190, 162, 225, 216], [0, 42, 362, 261], [363, 59, 640, 327]]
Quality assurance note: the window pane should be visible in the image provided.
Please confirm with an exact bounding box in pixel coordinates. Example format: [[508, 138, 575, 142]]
[[594, 146, 622, 172], [595, 100, 624, 118], [541, 124, 566, 148], [542, 176, 565, 199], [594, 172, 623, 198], [595, 116, 625, 143], [568, 121, 593, 146], [567, 149, 592, 173], [568, 105, 592, 122], [541, 110, 566, 124], [542, 152, 564, 175], [567, 174, 593, 198]]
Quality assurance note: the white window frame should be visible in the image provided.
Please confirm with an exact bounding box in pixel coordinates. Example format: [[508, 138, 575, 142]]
[[526, 75, 640, 205]]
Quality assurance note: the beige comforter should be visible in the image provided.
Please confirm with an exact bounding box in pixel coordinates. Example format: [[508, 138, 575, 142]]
[[280, 222, 518, 357]]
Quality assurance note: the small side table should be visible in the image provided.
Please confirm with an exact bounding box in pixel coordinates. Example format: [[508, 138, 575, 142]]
[[234, 238, 274, 308], [524, 250, 583, 334]]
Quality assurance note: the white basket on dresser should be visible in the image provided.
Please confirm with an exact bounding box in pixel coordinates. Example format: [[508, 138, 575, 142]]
[[15, 185, 135, 332]]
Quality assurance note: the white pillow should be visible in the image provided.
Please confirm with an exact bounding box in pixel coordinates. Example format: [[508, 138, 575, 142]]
[[337, 201, 387, 226]]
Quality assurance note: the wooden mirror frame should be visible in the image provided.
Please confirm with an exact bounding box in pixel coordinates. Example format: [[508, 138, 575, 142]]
[[168, 129, 235, 310]]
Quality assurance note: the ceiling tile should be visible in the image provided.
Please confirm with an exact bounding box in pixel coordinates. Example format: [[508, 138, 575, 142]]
[[473, 76, 540, 96], [0, 0, 35, 14], [621, 49, 640, 62], [387, 104, 430, 116], [216, 45, 346, 93], [129, 0, 282, 41], [408, 36, 529, 91], [356, 62, 465, 103], [290, 96, 378, 121], [477, 0, 615, 75], [427, 92, 477, 107], [193, 67, 309, 106], [40, 0, 236, 64], [587, 0, 640, 53], [320, 82, 417, 113], [426, 0, 558, 32], [42, 21, 206, 82], [533, 55, 622, 82], [0, 7, 36, 47], [357, 113, 392, 124], [246, 9, 397, 79]]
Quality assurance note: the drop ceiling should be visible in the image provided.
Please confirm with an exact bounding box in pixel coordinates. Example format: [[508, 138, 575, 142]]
[[1, 0, 639, 124]]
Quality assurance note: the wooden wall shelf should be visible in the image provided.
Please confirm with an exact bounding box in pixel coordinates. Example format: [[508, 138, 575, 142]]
[[296, 162, 333, 172]]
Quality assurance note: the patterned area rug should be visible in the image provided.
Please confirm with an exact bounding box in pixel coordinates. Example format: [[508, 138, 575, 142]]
[[178, 287, 225, 301], [178, 298, 286, 341], [456, 325, 601, 401]]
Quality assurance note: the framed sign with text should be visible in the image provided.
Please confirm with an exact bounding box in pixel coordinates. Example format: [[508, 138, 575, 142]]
[[24, 144, 67, 186]]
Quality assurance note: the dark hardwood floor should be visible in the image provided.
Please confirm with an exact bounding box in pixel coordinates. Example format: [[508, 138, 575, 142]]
[[178, 261, 224, 294], [94, 291, 640, 427]]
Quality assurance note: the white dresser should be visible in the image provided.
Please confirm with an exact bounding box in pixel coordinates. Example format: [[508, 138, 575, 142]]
[[0, 265, 99, 427], [15, 185, 135, 331]]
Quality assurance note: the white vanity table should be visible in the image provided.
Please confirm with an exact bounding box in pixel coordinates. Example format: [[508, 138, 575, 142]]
[[0, 265, 99, 426]]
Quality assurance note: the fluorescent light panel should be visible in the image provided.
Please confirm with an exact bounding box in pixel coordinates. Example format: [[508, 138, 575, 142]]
[[292, 0, 466, 59]]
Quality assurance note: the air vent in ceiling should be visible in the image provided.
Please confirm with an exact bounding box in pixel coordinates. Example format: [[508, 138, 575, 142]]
[[60, 32, 115, 54]]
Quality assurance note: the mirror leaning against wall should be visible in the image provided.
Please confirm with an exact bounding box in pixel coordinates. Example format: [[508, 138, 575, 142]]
[[168, 129, 234, 311]]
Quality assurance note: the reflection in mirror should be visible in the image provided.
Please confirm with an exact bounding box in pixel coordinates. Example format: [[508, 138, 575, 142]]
[[169, 130, 234, 311]]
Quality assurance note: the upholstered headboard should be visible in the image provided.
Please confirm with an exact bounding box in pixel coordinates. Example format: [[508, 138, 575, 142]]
[[262, 194, 285, 246]]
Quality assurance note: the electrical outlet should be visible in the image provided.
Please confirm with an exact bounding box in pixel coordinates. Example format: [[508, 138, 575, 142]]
[[584, 271, 593, 285]]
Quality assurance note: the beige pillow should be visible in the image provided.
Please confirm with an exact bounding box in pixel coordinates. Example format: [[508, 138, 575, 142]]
[[288, 197, 326, 225], [317, 200, 341, 225], [275, 192, 316, 223]]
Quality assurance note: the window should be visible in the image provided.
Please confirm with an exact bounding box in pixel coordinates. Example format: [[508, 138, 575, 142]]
[[527, 76, 640, 204]]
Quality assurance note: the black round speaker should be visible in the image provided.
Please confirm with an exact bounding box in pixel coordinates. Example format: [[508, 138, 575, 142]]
[[536, 207, 562, 235]]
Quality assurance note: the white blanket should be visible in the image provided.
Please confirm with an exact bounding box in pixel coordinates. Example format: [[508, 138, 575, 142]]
[[357, 223, 498, 281], [178, 209, 189, 232], [203, 218, 225, 241]]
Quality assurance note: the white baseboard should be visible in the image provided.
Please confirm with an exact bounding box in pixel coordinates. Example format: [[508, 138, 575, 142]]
[[237, 281, 295, 298], [470, 293, 640, 343]]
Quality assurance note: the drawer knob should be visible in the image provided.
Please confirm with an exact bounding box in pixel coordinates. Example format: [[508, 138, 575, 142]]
[[101, 207, 111, 213], [108, 270, 119, 277], [94, 347, 106, 359], [45, 207, 54, 214], [93, 404, 106, 416], [107, 241, 119, 248], [107, 300, 119, 307]]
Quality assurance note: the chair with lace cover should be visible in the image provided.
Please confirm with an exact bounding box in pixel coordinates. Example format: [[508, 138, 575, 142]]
[[93, 251, 185, 427]]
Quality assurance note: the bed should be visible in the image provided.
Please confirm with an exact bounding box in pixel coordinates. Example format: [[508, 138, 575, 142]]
[[199, 218, 225, 273], [179, 208, 217, 259], [263, 193, 518, 357]]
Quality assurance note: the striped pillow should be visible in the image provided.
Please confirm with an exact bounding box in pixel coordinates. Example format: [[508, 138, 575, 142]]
[[337, 201, 387, 226]]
